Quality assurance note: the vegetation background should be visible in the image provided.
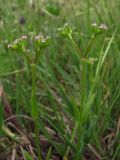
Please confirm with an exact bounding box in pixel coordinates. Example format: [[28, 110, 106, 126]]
[[0, 0, 120, 160]]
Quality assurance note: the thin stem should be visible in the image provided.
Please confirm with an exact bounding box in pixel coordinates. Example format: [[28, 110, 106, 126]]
[[31, 63, 42, 160], [76, 61, 86, 159], [69, 0, 78, 27], [66, 121, 79, 156], [81, 60, 86, 105], [76, 123, 82, 160], [22, 51, 32, 63], [67, 36, 85, 158], [86, 0, 90, 26], [84, 34, 96, 58], [34, 49, 43, 64], [69, 36, 83, 59], [16, 73, 19, 114]]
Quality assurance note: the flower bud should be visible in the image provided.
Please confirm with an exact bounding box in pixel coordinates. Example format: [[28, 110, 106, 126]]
[[58, 23, 72, 38]]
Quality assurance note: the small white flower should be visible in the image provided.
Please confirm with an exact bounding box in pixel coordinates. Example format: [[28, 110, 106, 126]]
[[92, 23, 97, 27], [35, 35, 40, 40], [8, 44, 12, 48], [99, 24, 108, 30], [21, 35, 27, 39]]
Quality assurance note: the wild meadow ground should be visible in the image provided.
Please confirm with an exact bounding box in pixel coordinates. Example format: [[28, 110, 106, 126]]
[[0, 0, 120, 160]]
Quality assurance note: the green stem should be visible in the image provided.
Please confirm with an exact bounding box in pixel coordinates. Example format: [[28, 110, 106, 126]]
[[22, 52, 32, 63], [16, 73, 19, 114], [81, 60, 86, 105], [31, 63, 42, 160], [86, 0, 90, 26], [76, 123, 82, 160], [69, 36, 83, 59], [84, 34, 96, 58], [76, 61, 86, 159], [68, 36, 85, 158], [69, 0, 78, 27], [34, 49, 43, 64], [65, 121, 79, 157]]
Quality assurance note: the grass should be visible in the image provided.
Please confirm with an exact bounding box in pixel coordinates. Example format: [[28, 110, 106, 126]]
[[0, 0, 120, 159]]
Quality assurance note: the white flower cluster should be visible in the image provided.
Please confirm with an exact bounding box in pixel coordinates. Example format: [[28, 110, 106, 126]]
[[92, 23, 108, 31], [35, 34, 50, 42], [34, 33, 51, 48], [8, 35, 27, 49]]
